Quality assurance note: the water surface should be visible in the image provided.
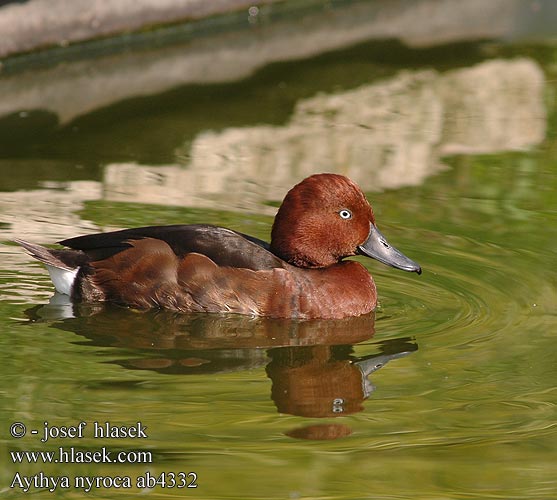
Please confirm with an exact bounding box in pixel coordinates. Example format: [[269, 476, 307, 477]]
[[1, 20, 556, 500]]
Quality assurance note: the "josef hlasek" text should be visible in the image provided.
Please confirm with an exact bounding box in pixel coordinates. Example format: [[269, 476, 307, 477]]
[[38, 421, 148, 443]]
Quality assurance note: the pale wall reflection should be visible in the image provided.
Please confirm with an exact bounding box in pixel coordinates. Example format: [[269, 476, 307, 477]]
[[1, 58, 546, 251], [104, 58, 545, 212]]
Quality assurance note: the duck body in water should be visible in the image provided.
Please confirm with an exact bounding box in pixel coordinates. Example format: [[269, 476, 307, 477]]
[[16, 173, 421, 319]]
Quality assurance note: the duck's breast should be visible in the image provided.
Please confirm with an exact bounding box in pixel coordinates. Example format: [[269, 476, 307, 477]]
[[294, 262, 377, 319]]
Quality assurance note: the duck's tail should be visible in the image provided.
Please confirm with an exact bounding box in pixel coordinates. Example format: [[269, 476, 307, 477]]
[[15, 239, 88, 296]]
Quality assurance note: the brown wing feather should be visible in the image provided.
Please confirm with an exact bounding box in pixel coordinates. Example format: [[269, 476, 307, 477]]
[[83, 238, 191, 310], [83, 238, 296, 316], [176, 254, 296, 316]]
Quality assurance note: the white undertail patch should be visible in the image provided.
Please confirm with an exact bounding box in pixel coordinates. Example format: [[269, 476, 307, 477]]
[[45, 265, 78, 296]]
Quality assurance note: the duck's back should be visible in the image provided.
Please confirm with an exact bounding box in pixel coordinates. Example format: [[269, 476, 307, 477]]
[[62, 224, 284, 270]]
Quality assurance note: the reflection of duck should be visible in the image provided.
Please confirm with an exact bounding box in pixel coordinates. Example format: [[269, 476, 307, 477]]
[[26, 301, 416, 440], [26, 297, 376, 350], [16, 174, 420, 319]]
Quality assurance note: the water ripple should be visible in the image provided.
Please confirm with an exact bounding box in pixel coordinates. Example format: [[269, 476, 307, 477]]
[[371, 235, 532, 346]]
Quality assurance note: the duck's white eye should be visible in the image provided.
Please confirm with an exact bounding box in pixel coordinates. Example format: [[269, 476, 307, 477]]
[[339, 209, 352, 220]]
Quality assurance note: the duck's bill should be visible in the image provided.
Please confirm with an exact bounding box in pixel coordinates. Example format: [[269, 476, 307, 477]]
[[358, 224, 422, 274]]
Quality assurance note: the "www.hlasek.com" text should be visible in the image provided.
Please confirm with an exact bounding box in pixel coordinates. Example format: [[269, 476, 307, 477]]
[[10, 446, 152, 464]]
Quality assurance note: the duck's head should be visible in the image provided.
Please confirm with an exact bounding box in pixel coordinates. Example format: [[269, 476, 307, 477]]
[[270, 173, 421, 273]]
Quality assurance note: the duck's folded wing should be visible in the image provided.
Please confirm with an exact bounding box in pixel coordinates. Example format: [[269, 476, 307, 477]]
[[60, 224, 285, 271]]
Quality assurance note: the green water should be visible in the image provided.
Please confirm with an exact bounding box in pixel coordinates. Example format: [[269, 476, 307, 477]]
[[1, 26, 557, 500]]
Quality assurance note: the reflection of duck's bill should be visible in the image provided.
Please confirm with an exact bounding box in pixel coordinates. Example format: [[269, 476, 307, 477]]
[[354, 348, 417, 399], [354, 349, 416, 377], [358, 224, 422, 274]]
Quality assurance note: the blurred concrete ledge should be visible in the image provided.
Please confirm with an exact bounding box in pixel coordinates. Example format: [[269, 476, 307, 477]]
[[1, 0, 554, 61], [0, 0, 280, 58], [0, 0, 554, 125]]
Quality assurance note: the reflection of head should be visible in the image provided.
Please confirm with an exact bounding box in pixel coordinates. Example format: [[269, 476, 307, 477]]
[[266, 345, 366, 418]]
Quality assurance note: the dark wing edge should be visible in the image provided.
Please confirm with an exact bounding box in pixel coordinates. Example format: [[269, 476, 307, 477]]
[[59, 224, 285, 271]]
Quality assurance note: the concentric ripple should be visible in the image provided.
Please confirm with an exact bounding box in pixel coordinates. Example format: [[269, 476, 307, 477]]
[[367, 231, 541, 348]]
